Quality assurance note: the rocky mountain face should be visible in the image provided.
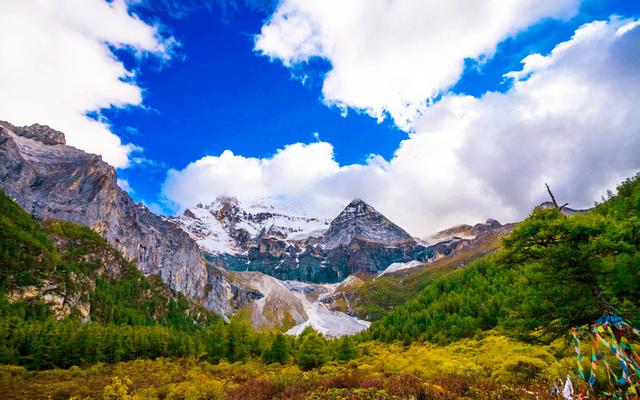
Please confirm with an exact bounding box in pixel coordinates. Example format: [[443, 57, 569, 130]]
[[319, 218, 516, 321], [424, 218, 515, 260], [320, 199, 415, 249], [0, 121, 250, 316], [177, 198, 432, 283]]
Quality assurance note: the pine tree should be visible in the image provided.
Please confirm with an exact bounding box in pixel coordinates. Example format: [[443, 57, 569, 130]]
[[295, 329, 327, 370], [262, 333, 289, 364], [336, 336, 357, 361]]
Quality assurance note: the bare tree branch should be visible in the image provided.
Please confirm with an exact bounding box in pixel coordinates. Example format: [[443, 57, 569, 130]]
[[545, 183, 559, 209], [545, 183, 571, 212]]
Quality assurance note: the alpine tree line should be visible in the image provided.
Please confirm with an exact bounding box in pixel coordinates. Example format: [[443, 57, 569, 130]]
[[0, 307, 358, 370]]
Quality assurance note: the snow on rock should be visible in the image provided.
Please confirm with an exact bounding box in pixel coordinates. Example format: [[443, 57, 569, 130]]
[[174, 196, 333, 256], [242, 197, 334, 239], [286, 301, 371, 338], [236, 272, 308, 328], [320, 199, 416, 250], [283, 275, 370, 337], [377, 260, 423, 277], [235, 272, 370, 337], [174, 204, 239, 254]]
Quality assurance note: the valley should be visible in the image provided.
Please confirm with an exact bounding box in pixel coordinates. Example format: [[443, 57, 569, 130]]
[[0, 121, 513, 337], [1, 121, 639, 399]]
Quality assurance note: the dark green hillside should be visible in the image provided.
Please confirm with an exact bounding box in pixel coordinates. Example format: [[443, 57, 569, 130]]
[[0, 189, 58, 289], [331, 228, 504, 321], [0, 190, 227, 369], [367, 174, 640, 344], [0, 189, 214, 328], [0, 190, 362, 372]]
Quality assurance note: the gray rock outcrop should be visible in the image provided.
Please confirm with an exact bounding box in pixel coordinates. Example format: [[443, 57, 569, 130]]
[[0, 120, 246, 316]]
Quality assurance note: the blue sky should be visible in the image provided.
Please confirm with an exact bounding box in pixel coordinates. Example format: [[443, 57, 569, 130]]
[[109, 2, 403, 207], [105, 0, 640, 214], [2, 0, 639, 235]]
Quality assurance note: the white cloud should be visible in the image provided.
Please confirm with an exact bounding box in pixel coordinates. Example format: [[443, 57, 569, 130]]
[[164, 18, 640, 237], [0, 0, 173, 168], [255, 0, 580, 130], [163, 142, 341, 212], [117, 178, 134, 194]]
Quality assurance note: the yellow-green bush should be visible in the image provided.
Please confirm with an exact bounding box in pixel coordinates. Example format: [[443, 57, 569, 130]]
[[0, 334, 578, 399], [47, 380, 92, 400], [164, 378, 225, 400], [0, 364, 29, 378]]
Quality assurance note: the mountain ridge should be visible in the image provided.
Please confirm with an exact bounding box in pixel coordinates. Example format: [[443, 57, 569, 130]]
[[178, 195, 432, 283], [0, 189, 215, 327], [0, 121, 251, 316]]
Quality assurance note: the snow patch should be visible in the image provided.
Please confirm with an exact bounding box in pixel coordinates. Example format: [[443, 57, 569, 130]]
[[175, 196, 333, 256], [174, 206, 239, 254], [286, 301, 370, 338], [378, 260, 423, 277], [239, 273, 370, 337]]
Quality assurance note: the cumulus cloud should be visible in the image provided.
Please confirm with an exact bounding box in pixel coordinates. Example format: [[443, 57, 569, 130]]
[[0, 0, 173, 168], [163, 142, 341, 211], [255, 0, 580, 130], [164, 18, 640, 237]]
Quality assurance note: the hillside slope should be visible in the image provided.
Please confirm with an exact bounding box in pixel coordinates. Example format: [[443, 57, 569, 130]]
[[0, 189, 215, 328], [323, 221, 511, 320], [366, 174, 640, 344]]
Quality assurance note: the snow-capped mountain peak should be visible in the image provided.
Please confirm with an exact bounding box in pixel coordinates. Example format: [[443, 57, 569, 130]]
[[320, 198, 416, 250], [174, 196, 332, 255], [175, 197, 431, 283]]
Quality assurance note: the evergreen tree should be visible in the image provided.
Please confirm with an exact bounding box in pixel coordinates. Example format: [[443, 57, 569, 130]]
[[335, 336, 358, 361], [262, 333, 289, 364], [296, 329, 327, 370]]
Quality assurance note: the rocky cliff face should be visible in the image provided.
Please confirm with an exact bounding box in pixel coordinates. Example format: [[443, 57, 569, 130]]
[[0, 121, 248, 316], [424, 218, 515, 260]]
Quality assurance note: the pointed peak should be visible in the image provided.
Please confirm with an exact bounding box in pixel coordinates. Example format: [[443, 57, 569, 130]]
[[341, 198, 376, 214], [183, 209, 197, 219], [484, 218, 501, 226], [347, 198, 367, 206], [322, 198, 414, 249]]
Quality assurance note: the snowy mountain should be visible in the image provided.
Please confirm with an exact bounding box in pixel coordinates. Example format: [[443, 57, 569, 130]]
[[320, 199, 416, 249], [174, 196, 332, 255], [176, 197, 432, 283]]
